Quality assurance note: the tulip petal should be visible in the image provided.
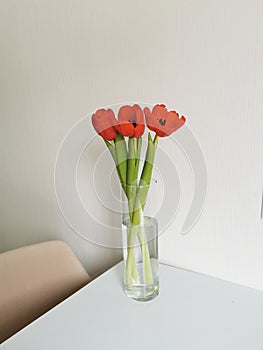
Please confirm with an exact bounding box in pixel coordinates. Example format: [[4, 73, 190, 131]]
[[117, 105, 145, 138], [145, 104, 186, 137], [92, 108, 117, 140]]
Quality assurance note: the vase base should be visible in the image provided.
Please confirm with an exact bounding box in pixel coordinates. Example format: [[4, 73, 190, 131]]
[[124, 283, 159, 302]]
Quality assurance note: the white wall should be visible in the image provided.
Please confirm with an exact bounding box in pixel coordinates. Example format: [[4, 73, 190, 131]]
[[1, 1, 263, 286]]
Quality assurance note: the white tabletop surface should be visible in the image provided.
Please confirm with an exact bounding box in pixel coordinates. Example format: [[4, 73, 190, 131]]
[[1, 262, 263, 350]]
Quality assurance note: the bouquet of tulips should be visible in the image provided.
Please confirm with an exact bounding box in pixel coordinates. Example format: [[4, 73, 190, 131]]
[[92, 103, 186, 288]]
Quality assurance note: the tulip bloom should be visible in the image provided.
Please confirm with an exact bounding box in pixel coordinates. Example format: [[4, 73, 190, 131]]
[[91, 102, 188, 292], [92, 108, 118, 141], [144, 104, 186, 137], [116, 104, 145, 138]]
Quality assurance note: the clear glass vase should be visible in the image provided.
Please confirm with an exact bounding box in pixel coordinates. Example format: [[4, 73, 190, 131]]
[[122, 215, 159, 302]]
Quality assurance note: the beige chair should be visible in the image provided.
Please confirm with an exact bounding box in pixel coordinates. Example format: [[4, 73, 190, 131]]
[[0, 240, 91, 343]]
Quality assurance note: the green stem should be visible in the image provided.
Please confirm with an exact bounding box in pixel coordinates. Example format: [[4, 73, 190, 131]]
[[132, 133, 158, 223], [105, 138, 138, 285], [126, 134, 158, 286], [125, 137, 138, 286], [104, 139, 126, 195], [137, 227, 153, 284], [114, 133, 127, 193], [133, 133, 158, 284], [127, 137, 136, 217], [138, 133, 158, 209], [104, 140, 116, 163], [134, 137, 142, 180], [107, 133, 158, 288], [126, 226, 138, 286]]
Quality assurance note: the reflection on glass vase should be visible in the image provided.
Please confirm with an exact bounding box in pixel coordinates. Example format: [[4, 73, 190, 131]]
[[122, 213, 159, 302]]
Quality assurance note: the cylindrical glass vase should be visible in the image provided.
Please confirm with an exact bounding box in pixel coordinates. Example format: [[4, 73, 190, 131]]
[[122, 215, 159, 302]]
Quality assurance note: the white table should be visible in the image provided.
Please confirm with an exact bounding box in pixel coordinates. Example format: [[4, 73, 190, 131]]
[[1, 263, 263, 349]]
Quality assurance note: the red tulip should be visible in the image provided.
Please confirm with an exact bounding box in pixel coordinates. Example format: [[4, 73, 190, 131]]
[[144, 104, 186, 137], [92, 108, 118, 141], [115, 104, 145, 138]]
